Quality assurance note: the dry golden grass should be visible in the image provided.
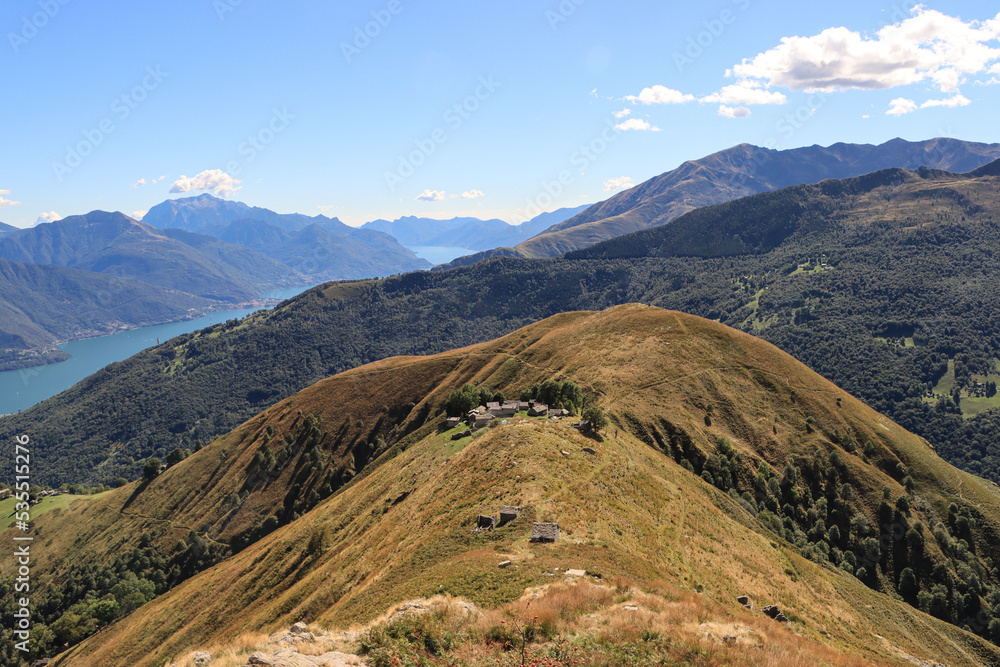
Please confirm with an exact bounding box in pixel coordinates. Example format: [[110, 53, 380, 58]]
[[172, 631, 270, 667], [33, 305, 1000, 666], [347, 580, 887, 667]]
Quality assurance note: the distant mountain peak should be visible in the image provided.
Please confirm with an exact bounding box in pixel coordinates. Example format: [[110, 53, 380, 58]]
[[514, 136, 1000, 258], [971, 156, 1000, 177]]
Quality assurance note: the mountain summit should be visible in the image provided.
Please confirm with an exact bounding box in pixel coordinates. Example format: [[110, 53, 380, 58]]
[[143, 194, 430, 277], [515, 137, 1000, 257], [15, 305, 1000, 666]]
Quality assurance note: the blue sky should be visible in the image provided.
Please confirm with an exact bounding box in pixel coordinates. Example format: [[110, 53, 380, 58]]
[[2, 1, 999, 228]]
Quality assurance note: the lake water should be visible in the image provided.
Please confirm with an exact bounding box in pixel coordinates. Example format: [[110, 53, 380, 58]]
[[411, 246, 475, 265], [0, 283, 321, 415], [262, 284, 320, 300]]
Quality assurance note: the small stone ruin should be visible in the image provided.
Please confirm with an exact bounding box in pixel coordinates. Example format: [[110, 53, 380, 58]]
[[762, 604, 788, 622], [476, 514, 496, 530], [531, 522, 560, 543], [498, 505, 521, 525]]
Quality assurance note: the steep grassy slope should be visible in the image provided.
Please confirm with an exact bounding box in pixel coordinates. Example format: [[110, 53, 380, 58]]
[[10, 306, 1000, 665], [515, 137, 1000, 257]]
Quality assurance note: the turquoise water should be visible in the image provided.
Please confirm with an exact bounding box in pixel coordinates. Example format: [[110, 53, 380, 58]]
[[0, 283, 325, 415], [411, 246, 475, 265], [0, 307, 260, 415]]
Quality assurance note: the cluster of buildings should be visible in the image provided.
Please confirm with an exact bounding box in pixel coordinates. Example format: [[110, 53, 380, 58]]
[[445, 399, 572, 430], [0, 488, 63, 503]]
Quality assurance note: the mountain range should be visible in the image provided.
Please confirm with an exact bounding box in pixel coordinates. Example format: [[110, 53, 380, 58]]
[[7, 158, 1000, 493], [7, 306, 1000, 665], [142, 193, 352, 235], [8, 137, 993, 373], [7, 142, 1000, 664], [144, 194, 432, 278], [0, 211, 290, 302], [361, 204, 590, 252], [511, 137, 1000, 258]]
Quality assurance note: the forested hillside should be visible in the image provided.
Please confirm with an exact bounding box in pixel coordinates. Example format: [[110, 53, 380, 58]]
[[6, 162, 1000, 486]]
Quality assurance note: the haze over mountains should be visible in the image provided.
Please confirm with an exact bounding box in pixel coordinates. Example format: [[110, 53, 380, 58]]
[[0, 213, 294, 368], [0, 196, 587, 370], [0, 211, 289, 302], [362, 204, 590, 252], [144, 193, 432, 277]]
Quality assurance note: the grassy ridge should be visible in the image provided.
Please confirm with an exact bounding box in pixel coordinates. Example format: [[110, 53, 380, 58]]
[[5, 305, 1000, 665], [6, 163, 1000, 495]]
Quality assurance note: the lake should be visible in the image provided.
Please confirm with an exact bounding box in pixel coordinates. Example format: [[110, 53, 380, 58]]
[[411, 246, 475, 265], [0, 283, 320, 415]]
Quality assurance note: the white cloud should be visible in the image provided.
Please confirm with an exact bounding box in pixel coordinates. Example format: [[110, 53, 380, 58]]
[[921, 93, 972, 108], [730, 8, 1000, 93], [718, 105, 752, 118], [0, 190, 21, 208], [615, 118, 661, 131], [415, 189, 445, 202], [317, 204, 337, 213], [862, 114, 871, 119], [36, 211, 61, 224], [460, 189, 484, 199], [603, 176, 635, 191], [169, 169, 242, 197], [887, 97, 918, 116], [134, 175, 167, 189], [612, 108, 632, 119], [625, 85, 695, 105], [131, 210, 147, 220], [701, 81, 786, 105]]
